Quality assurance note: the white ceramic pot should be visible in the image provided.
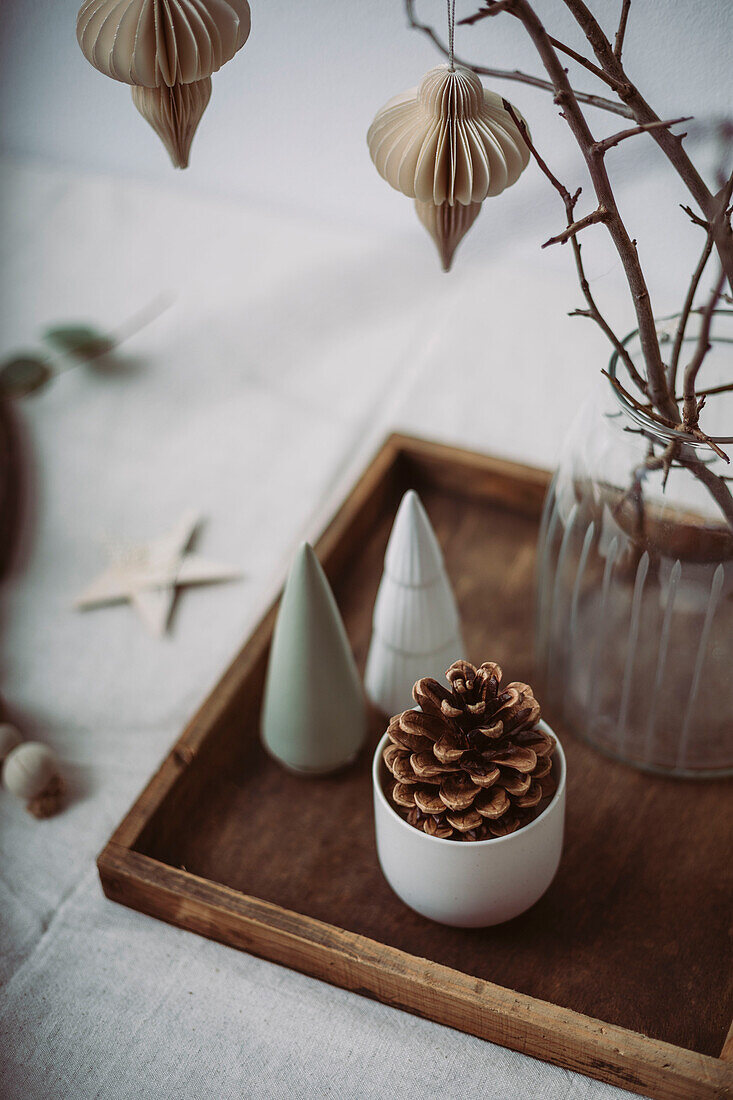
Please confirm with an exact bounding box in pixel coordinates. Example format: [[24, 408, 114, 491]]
[[372, 720, 566, 927]]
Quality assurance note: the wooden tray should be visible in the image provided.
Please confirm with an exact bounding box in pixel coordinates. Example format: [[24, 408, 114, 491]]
[[98, 434, 733, 1100]]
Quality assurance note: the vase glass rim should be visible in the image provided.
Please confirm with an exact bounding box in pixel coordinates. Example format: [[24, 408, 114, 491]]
[[606, 308, 733, 448]]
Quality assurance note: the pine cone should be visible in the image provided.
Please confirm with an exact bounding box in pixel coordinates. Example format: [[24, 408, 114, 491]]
[[383, 660, 556, 841]]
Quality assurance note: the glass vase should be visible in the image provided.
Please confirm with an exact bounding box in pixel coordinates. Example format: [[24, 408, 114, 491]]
[[535, 311, 733, 776]]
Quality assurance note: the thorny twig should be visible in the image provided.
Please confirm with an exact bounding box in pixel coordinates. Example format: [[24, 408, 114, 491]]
[[601, 370, 674, 427], [613, 0, 632, 62], [459, 0, 733, 288], [682, 267, 728, 431], [611, 439, 679, 548], [504, 103, 648, 394], [667, 169, 733, 394], [404, 0, 635, 118], [681, 204, 709, 230], [542, 208, 609, 248], [545, 35, 620, 90], [405, 0, 733, 527], [558, 0, 733, 291], [667, 236, 715, 395], [499, 0, 678, 422], [591, 117, 691, 156]]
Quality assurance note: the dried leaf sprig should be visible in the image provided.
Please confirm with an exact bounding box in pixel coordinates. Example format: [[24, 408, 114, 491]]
[[0, 296, 171, 398]]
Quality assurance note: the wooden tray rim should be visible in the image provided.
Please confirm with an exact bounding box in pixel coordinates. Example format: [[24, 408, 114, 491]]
[[97, 432, 733, 1100]]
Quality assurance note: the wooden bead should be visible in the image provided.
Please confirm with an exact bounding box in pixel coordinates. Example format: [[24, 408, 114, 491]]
[[3, 741, 57, 799]]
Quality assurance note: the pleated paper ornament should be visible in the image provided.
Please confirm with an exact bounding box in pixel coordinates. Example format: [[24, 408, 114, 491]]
[[261, 543, 367, 775], [414, 198, 482, 273], [364, 491, 464, 716], [76, 0, 251, 168], [131, 79, 212, 169], [367, 63, 530, 269]]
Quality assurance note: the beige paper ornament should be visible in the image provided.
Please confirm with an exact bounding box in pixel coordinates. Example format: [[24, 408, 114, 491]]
[[367, 64, 530, 268], [76, 0, 251, 168], [414, 198, 482, 272], [132, 78, 212, 169]]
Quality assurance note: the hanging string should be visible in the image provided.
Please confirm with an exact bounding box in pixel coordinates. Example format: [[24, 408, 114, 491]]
[[447, 0, 456, 70]]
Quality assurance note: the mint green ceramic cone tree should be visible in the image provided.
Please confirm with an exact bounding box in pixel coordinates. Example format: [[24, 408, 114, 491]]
[[261, 542, 367, 775]]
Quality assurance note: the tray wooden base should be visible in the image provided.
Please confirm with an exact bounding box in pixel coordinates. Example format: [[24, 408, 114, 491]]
[[99, 434, 733, 1100]]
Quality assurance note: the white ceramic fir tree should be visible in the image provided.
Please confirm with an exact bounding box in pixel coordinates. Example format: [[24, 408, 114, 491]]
[[364, 490, 464, 715], [261, 542, 366, 775]]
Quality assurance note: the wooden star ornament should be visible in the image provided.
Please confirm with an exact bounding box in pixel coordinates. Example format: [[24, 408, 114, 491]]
[[75, 511, 241, 636]]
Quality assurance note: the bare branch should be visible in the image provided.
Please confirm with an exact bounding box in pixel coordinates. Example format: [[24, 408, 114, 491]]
[[462, 1, 733, 280], [643, 441, 678, 492], [591, 117, 691, 156], [560, 0, 733, 289], [712, 120, 733, 189], [410, 0, 733, 525], [660, 447, 676, 491], [613, 0, 632, 61], [696, 380, 733, 399], [546, 36, 622, 90], [614, 438, 678, 526], [671, 174, 733, 396], [684, 450, 733, 517], [710, 169, 733, 292], [572, 304, 648, 395], [459, 3, 516, 25], [618, 437, 733, 526], [503, 103, 649, 395], [601, 370, 675, 426], [404, 0, 635, 119], [667, 234, 715, 395], [460, 0, 628, 95], [690, 428, 730, 464], [501, 0, 678, 421], [542, 208, 609, 247], [681, 267, 727, 430], [681, 204, 710, 230]]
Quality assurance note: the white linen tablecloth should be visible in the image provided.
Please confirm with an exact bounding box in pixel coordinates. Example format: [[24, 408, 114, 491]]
[[0, 159, 640, 1099]]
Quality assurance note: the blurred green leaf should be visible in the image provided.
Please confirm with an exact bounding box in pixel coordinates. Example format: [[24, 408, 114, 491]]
[[42, 324, 116, 361], [0, 355, 53, 397]]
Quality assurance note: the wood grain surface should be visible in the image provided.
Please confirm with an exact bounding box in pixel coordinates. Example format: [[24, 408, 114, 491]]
[[98, 434, 733, 1100]]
